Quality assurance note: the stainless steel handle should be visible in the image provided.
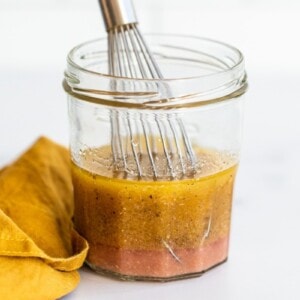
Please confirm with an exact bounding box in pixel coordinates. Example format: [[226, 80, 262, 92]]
[[99, 0, 138, 31]]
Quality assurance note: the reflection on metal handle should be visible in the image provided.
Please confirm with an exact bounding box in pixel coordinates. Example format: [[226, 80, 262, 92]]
[[99, 0, 138, 31]]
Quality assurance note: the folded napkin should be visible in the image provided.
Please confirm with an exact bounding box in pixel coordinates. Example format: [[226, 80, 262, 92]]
[[0, 137, 89, 300]]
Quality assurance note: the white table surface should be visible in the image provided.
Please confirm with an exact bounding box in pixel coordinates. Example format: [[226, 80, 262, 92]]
[[1, 2, 300, 299]]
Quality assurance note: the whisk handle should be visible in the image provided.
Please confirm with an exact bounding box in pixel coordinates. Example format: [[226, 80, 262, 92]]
[[99, 0, 138, 31]]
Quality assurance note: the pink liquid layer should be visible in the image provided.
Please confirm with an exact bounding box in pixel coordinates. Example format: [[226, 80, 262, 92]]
[[87, 236, 229, 278]]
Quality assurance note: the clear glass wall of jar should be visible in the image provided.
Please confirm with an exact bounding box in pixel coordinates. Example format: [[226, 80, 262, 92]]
[[64, 34, 247, 281]]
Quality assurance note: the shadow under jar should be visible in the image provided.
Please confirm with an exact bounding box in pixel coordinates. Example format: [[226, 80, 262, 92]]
[[64, 34, 247, 281]]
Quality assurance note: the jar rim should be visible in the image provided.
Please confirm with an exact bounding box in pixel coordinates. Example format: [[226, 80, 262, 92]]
[[67, 33, 244, 82], [64, 33, 247, 108]]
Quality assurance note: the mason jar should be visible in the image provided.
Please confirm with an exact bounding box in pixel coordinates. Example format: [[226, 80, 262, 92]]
[[64, 34, 247, 281]]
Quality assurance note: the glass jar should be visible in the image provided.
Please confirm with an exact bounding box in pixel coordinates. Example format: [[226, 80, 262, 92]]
[[64, 34, 247, 281]]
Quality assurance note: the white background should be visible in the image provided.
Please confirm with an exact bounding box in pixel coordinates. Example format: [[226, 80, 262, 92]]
[[1, 1, 300, 299]]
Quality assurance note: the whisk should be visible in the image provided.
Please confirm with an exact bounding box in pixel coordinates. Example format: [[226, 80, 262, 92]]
[[99, 0, 196, 180]]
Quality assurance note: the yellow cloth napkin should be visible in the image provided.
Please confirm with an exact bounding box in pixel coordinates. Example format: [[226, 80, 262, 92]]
[[0, 137, 89, 300]]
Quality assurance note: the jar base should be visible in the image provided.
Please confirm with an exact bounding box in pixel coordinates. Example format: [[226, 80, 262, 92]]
[[85, 258, 227, 282]]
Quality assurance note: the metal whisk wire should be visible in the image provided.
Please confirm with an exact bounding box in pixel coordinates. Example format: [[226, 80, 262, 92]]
[[99, 0, 196, 180]]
